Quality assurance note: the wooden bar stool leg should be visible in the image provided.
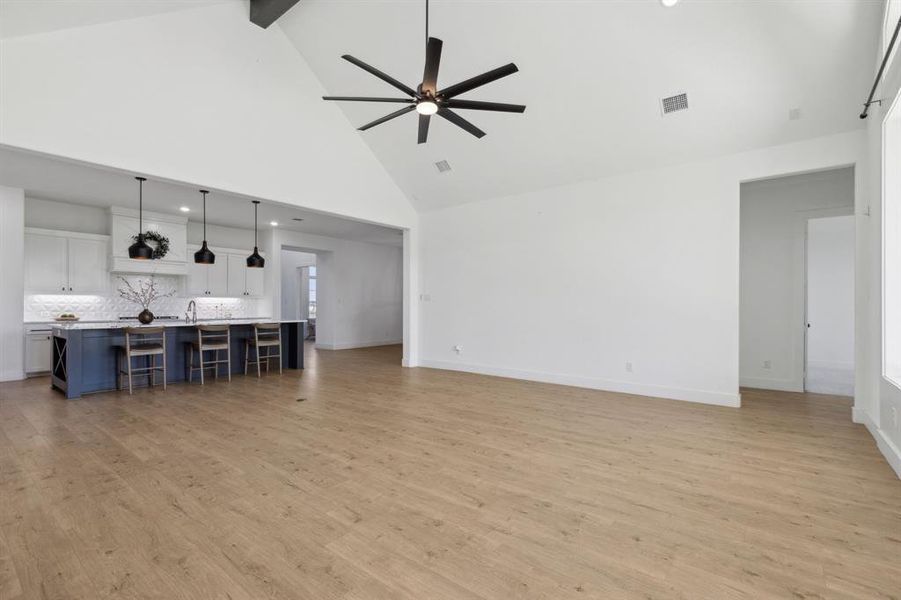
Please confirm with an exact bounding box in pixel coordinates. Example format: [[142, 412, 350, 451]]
[[199, 349, 205, 385], [256, 345, 262, 378], [127, 355, 133, 395], [244, 340, 249, 376], [227, 341, 232, 382]]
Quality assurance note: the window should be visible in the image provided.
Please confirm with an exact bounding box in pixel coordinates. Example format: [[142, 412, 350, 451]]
[[308, 265, 317, 319], [883, 88, 901, 389]]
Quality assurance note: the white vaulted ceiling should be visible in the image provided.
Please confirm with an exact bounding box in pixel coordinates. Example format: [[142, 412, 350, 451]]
[[0, 0, 883, 213], [280, 0, 882, 210], [0, 0, 232, 39]]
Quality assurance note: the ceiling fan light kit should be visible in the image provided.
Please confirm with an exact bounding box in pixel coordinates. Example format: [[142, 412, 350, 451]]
[[323, 0, 525, 144]]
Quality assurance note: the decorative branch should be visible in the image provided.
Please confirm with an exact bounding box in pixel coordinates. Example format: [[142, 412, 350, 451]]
[[117, 276, 174, 310]]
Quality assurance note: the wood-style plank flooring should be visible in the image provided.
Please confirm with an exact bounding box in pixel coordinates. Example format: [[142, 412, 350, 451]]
[[1, 344, 899, 599]]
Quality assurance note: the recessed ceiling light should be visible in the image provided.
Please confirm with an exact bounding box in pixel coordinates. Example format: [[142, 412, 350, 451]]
[[660, 0, 679, 6], [270, 221, 279, 227], [179, 206, 190, 212]]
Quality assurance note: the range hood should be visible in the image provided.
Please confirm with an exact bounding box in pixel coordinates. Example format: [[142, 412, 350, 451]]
[[109, 206, 189, 275]]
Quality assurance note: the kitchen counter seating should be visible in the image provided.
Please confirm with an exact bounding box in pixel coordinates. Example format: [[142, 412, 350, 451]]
[[50, 320, 305, 398]]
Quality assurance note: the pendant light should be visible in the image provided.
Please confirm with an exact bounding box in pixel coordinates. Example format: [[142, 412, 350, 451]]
[[246, 200, 265, 268], [128, 176, 154, 260], [194, 189, 216, 264]]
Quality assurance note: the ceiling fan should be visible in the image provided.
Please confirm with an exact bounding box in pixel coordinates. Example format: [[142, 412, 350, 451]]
[[323, 0, 525, 144]]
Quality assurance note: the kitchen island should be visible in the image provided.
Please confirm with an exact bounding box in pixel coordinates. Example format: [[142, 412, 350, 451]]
[[50, 319, 306, 398]]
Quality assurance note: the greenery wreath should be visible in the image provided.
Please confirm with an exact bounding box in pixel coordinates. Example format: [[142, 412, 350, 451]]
[[133, 230, 170, 259]]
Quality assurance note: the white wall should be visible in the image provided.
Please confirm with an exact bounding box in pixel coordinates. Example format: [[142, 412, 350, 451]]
[[280, 249, 316, 321], [806, 215, 855, 395], [25, 197, 108, 235], [0, 2, 415, 230], [418, 130, 865, 408], [739, 168, 854, 392], [0, 186, 25, 381], [855, 16, 901, 478], [268, 229, 402, 351]]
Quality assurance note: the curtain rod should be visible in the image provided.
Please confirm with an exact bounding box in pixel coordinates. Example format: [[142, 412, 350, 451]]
[[861, 16, 901, 119]]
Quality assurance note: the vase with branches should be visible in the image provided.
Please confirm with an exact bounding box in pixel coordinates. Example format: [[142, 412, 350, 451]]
[[117, 276, 174, 324]]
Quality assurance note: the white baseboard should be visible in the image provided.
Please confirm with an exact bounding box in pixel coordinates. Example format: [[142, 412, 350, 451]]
[[853, 407, 901, 479], [739, 376, 804, 393], [419, 359, 741, 408], [0, 369, 25, 383], [316, 340, 402, 351]]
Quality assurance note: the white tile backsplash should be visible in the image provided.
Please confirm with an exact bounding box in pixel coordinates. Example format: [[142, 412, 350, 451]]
[[25, 275, 266, 321]]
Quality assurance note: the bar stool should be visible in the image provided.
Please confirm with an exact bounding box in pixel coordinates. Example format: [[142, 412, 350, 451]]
[[245, 323, 282, 377], [187, 325, 231, 384], [117, 326, 167, 395]]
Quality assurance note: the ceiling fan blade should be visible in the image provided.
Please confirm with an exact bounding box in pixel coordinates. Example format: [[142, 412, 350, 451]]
[[437, 108, 486, 139], [323, 96, 414, 103], [438, 63, 519, 99], [341, 55, 417, 97], [443, 99, 526, 113], [418, 114, 431, 144], [422, 37, 443, 94], [358, 105, 416, 131]]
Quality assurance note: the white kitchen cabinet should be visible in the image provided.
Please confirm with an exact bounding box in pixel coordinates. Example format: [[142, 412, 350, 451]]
[[25, 327, 53, 374], [244, 264, 265, 297], [186, 246, 229, 297], [25, 233, 68, 293], [67, 238, 109, 294], [208, 259, 228, 296], [226, 254, 246, 297], [226, 253, 265, 297], [24, 229, 109, 294]]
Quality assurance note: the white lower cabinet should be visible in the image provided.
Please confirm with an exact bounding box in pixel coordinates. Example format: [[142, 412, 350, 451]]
[[25, 327, 53, 374]]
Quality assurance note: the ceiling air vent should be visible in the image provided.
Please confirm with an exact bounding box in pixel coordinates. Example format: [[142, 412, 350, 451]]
[[660, 92, 688, 116], [435, 160, 452, 173], [292, 217, 304, 222]]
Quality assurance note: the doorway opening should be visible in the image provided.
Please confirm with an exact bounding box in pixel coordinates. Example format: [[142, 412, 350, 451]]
[[739, 167, 855, 396], [280, 248, 318, 342]]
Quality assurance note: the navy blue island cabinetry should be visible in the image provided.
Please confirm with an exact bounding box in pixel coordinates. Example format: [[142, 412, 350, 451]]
[[50, 320, 305, 398]]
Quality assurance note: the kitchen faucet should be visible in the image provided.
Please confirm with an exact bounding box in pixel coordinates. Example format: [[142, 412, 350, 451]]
[[186, 300, 197, 324]]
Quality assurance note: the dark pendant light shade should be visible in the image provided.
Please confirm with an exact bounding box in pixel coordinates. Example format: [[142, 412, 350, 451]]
[[128, 176, 154, 260], [194, 189, 216, 264], [246, 200, 265, 268]]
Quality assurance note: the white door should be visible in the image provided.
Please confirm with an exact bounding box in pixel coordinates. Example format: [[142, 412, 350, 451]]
[[67, 238, 108, 294], [806, 215, 855, 395], [24, 233, 68, 293], [226, 254, 246, 297]]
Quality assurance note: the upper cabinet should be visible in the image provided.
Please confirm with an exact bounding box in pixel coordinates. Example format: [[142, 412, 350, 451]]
[[187, 246, 264, 298], [226, 253, 265, 297], [109, 207, 188, 275], [25, 229, 110, 294]]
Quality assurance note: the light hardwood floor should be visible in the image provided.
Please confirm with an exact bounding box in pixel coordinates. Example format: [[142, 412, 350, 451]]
[[1, 344, 899, 599]]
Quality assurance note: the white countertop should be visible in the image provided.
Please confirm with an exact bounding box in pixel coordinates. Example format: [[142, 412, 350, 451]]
[[43, 318, 306, 331]]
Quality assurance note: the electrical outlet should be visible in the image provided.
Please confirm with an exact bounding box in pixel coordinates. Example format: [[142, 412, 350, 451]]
[[625, 362, 633, 373], [420, 294, 431, 302], [763, 360, 772, 370], [453, 345, 463, 354], [892, 406, 899, 431]]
